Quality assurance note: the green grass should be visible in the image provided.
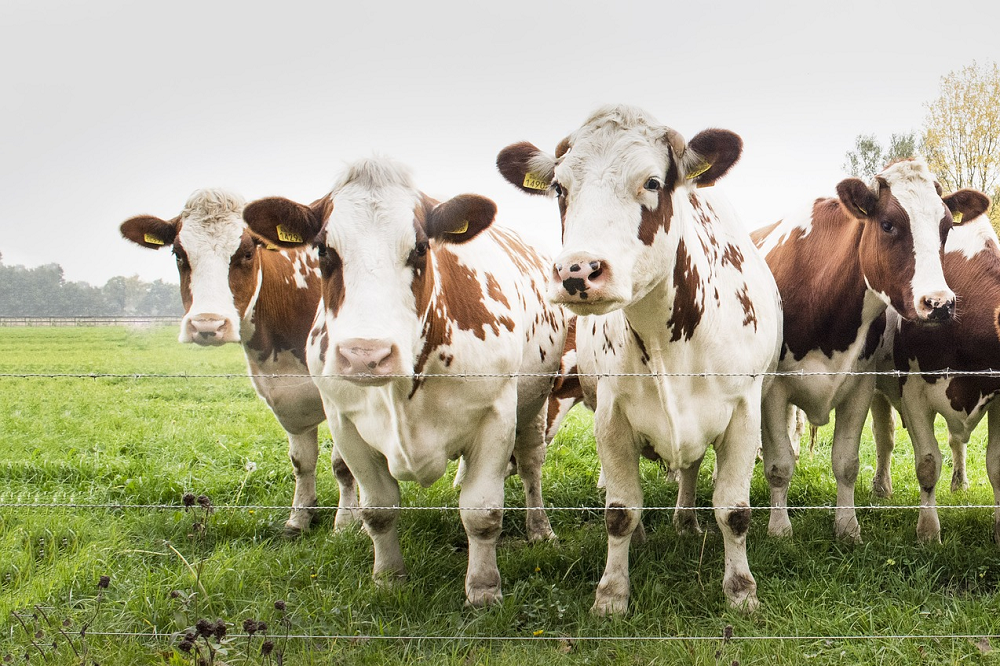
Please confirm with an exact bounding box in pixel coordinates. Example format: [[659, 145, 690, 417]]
[[2, 326, 1000, 664]]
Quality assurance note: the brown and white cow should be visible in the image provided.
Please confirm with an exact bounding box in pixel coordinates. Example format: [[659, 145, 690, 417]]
[[498, 105, 782, 614], [243, 158, 568, 607], [870, 201, 998, 544], [119, 189, 358, 533], [752, 159, 988, 541]]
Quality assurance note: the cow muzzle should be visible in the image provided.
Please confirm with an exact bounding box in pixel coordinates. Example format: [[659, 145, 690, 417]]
[[550, 252, 623, 314], [916, 290, 956, 323], [183, 314, 239, 345], [335, 338, 402, 385]]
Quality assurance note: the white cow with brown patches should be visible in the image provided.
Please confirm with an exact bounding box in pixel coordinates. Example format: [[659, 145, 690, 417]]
[[498, 105, 782, 615], [244, 158, 568, 607], [120, 189, 359, 534]]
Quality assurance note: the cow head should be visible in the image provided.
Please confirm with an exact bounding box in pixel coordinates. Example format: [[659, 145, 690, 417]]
[[120, 189, 261, 345], [244, 157, 496, 386], [497, 104, 741, 315], [836, 159, 989, 322]]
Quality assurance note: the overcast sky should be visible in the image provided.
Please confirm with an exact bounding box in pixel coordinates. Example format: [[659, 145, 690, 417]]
[[2, 0, 998, 286]]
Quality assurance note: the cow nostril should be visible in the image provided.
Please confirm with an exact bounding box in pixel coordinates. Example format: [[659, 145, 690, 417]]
[[569, 263, 580, 273], [554, 263, 563, 272], [589, 261, 600, 271]]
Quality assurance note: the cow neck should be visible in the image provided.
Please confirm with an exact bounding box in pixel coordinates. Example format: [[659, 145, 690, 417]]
[[244, 249, 319, 367]]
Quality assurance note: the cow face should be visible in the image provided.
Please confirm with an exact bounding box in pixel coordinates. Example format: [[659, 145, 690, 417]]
[[244, 158, 496, 385], [837, 160, 988, 323], [120, 189, 260, 345], [497, 105, 741, 316]]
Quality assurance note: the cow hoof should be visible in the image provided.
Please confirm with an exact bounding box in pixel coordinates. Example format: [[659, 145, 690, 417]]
[[950, 473, 968, 493], [333, 509, 361, 532], [281, 523, 306, 539], [591, 594, 628, 617], [465, 586, 503, 608], [872, 478, 893, 498], [673, 512, 703, 536], [767, 517, 793, 538], [834, 526, 862, 544], [373, 571, 407, 590], [527, 528, 558, 543], [916, 529, 941, 545], [727, 591, 760, 614]]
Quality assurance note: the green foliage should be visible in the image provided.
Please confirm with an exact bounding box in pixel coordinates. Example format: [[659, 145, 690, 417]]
[[843, 133, 918, 181], [3, 327, 1000, 664]]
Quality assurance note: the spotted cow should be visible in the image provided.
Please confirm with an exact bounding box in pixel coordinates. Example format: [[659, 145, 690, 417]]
[[120, 189, 358, 534], [243, 158, 568, 607], [498, 105, 782, 614], [870, 200, 998, 544], [752, 159, 988, 541]]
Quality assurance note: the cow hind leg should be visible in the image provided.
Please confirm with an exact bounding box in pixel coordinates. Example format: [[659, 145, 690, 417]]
[[830, 378, 873, 542], [673, 458, 704, 535], [761, 391, 796, 537], [513, 410, 556, 542], [713, 397, 760, 612], [986, 403, 1000, 546], [904, 404, 943, 543], [949, 432, 969, 492], [284, 427, 319, 536], [332, 444, 360, 531], [870, 392, 896, 498]]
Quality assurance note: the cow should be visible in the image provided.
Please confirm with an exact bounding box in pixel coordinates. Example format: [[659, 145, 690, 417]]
[[119, 189, 359, 534], [242, 157, 569, 607], [869, 200, 997, 544], [497, 104, 783, 615], [751, 158, 989, 542]]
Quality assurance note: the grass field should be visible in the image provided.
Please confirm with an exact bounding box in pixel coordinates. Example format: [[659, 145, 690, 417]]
[[2, 326, 1000, 664]]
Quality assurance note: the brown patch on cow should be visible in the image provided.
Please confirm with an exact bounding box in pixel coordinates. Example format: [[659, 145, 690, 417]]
[[606, 503, 634, 538], [436, 247, 515, 339], [638, 188, 673, 246], [735, 283, 757, 331], [332, 455, 353, 485], [362, 508, 396, 535], [860, 311, 886, 360], [724, 574, 756, 600], [722, 243, 744, 271], [629, 324, 651, 365], [855, 187, 921, 319], [916, 453, 937, 494], [667, 240, 705, 341], [317, 328, 329, 364], [485, 272, 510, 308], [727, 504, 751, 536]]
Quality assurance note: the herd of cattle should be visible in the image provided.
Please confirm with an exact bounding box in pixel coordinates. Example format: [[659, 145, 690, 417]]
[[118, 104, 998, 615]]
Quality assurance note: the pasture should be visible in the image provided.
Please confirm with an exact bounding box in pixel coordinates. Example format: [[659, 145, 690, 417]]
[[2, 326, 1000, 664]]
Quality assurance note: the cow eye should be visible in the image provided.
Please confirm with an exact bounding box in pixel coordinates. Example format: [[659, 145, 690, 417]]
[[315, 244, 327, 257], [644, 177, 661, 192], [415, 240, 429, 256], [880, 220, 894, 233], [552, 182, 564, 197]]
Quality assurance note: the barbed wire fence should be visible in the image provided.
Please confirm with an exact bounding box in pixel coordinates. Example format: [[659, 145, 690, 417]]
[[4, 365, 1000, 650]]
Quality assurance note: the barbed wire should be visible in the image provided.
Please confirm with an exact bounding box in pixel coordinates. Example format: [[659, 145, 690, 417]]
[[1, 368, 999, 380]]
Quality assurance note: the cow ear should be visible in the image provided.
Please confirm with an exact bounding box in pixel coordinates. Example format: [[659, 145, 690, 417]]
[[681, 129, 743, 186], [120, 215, 178, 249], [426, 194, 497, 244], [836, 178, 879, 220], [943, 189, 991, 224], [497, 142, 556, 196], [243, 195, 331, 247]]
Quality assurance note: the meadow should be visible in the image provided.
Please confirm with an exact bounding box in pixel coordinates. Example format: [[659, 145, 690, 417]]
[[2, 325, 1000, 664]]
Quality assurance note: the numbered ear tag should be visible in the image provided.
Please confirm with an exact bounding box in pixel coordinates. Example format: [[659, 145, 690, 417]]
[[276, 224, 303, 243], [522, 172, 551, 190], [686, 162, 712, 180], [144, 233, 165, 245], [953, 211, 964, 224], [448, 220, 470, 235]]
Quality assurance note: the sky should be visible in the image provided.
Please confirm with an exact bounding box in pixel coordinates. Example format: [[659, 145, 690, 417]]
[[2, 0, 999, 286]]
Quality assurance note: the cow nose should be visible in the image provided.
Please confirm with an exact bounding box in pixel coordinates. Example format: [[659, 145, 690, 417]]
[[187, 315, 231, 344], [922, 293, 956, 322], [553, 253, 607, 300], [335, 338, 399, 378]]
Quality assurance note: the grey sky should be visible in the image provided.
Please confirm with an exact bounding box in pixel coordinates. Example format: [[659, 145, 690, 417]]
[[2, 0, 998, 285]]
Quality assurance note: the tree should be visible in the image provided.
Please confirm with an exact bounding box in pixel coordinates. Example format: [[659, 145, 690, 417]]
[[922, 60, 1000, 223], [844, 133, 918, 180]]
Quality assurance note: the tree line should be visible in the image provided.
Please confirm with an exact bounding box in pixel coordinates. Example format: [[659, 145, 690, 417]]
[[844, 60, 1000, 228], [0, 251, 182, 317]]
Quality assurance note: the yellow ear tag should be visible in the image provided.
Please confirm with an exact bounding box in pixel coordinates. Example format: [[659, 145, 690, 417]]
[[686, 162, 712, 180], [522, 172, 551, 191], [448, 220, 470, 235], [276, 224, 303, 244], [265, 243, 281, 251], [143, 233, 164, 245], [953, 211, 964, 224]]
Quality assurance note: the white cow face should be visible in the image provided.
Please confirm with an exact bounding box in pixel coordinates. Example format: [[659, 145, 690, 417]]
[[243, 157, 497, 385], [497, 104, 742, 316], [120, 189, 257, 345]]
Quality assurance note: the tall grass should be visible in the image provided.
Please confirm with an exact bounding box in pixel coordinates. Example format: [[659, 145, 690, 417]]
[[2, 326, 999, 664]]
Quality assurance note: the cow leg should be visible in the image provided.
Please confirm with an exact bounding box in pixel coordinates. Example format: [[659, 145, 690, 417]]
[[514, 409, 556, 542], [284, 427, 319, 535], [760, 386, 796, 537], [948, 432, 969, 492], [713, 394, 760, 612], [331, 444, 360, 531], [460, 410, 513, 607], [830, 376, 872, 542], [592, 400, 642, 617], [903, 402, 942, 543], [986, 401, 1000, 545], [673, 458, 704, 535], [870, 391, 895, 498]]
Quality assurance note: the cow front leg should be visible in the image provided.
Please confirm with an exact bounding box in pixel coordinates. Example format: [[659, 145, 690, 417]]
[[673, 458, 704, 535], [986, 401, 1000, 545], [903, 402, 942, 543], [760, 385, 796, 537], [284, 427, 319, 535], [870, 391, 896, 498], [331, 444, 360, 530], [513, 409, 556, 542], [830, 376, 873, 542], [948, 432, 969, 492], [592, 401, 642, 617]]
